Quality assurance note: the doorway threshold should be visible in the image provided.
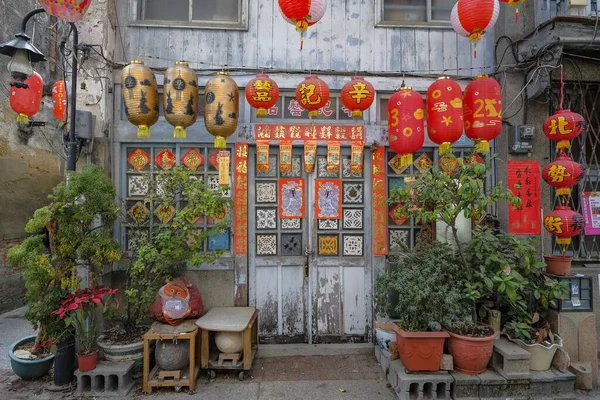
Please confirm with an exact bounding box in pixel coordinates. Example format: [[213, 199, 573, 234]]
[[258, 343, 374, 358]]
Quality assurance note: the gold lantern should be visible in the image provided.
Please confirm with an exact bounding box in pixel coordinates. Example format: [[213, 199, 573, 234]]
[[122, 60, 159, 138], [204, 72, 239, 148], [163, 61, 198, 139]]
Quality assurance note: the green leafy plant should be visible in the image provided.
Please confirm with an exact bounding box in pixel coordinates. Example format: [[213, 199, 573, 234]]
[[8, 165, 122, 350], [115, 166, 232, 338]]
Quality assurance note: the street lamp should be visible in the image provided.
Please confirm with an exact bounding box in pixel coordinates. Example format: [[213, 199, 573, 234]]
[[0, 8, 79, 172]]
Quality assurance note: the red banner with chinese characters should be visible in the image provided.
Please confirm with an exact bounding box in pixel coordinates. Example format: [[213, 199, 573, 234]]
[[372, 146, 388, 255], [256, 124, 365, 142], [508, 160, 541, 235], [234, 143, 249, 254]]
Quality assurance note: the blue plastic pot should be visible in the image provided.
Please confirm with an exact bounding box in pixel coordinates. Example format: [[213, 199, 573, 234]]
[[9, 336, 55, 380]]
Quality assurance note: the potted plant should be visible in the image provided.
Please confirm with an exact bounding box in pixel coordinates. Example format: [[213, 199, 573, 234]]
[[98, 166, 232, 375], [8, 336, 57, 380], [543, 254, 573, 276], [7, 165, 121, 383], [505, 321, 563, 371], [53, 287, 119, 372], [443, 322, 498, 374]]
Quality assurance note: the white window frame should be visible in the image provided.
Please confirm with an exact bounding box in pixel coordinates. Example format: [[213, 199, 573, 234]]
[[129, 0, 249, 30], [375, 0, 452, 29]]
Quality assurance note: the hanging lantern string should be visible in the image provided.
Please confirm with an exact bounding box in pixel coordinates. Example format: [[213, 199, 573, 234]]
[[560, 64, 565, 110]]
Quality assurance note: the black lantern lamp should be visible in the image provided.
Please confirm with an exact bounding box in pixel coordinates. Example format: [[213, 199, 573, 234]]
[[0, 16, 46, 88]]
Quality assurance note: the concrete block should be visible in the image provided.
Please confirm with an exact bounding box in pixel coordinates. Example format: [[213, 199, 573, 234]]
[[552, 347, 571, 373], [569, 362, 592, 390], [392, 359, 453, 400], [529, 370, 555, 399], [381, 352, 391, 377], [75, 360, 135, 397], [551, 368, 576, 396], [375, 345, 382, 363], [490, 338, 531, 380], [449, 370, 479, 400], [440, 354, 453, 371]]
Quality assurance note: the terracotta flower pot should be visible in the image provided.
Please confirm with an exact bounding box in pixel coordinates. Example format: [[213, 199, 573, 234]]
[[392, 323, 449, 372], [544, 255, 572, 276], [445, 326, 498, 375], [77, 350, 98, 372]]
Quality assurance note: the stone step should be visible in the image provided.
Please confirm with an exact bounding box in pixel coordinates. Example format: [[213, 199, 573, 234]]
[[490, 337, 531, 380], [75, 360, 136, 397]]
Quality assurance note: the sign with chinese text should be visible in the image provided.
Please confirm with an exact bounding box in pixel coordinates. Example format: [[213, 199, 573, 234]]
[[581, 192, 600, 235], [508, 161, 541, 235], [234, 143, 249, 254], [256, 124, 364, 142], [372, 147, 388, 255]]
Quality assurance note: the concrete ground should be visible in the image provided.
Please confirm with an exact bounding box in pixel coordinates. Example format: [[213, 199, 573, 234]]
[[0, 307, 34, 369]]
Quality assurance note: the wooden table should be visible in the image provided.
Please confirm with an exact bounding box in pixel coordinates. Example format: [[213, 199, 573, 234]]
[[196, 307, 258, 380], [142, 324, 200, 394]]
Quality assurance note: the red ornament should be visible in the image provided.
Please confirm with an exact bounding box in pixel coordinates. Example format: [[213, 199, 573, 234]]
[[341, 76, 375, 119], [426, 77, 464, 155], [39, 0, 93, 23], [10, 71, 43, 124], [451, 0, 500, 57], [278, 0, 328, 50], [296, 75, 330, 118], [52, 80, 67, 122], [543, 109, 585, 150], [388, 86, 425, 168], [499, 0, 524, 24], [464, 75, 502, 153], [542, 151, 584, 197], [544, 205, 585, 246], [246, 74, 280, 117]]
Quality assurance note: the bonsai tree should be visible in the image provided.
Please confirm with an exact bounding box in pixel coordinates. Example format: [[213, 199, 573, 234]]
[[108, 166, 232, 341], [8, 165, 122, 349]]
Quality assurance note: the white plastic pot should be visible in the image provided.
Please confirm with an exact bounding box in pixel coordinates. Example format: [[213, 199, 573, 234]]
[[507, 334, 563, 371]]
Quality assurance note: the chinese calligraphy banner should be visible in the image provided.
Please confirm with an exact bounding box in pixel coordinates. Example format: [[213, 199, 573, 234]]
[[256, 123, 365, 142], [372, 147, 388, 255], [581, 192, 600, 235], [508, 160, 541, 235], [234, 143, 249, 255], [315, 180, 342, 220], [279, 179, 305, 219]]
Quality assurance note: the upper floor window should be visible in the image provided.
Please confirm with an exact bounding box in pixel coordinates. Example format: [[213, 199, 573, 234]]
[[378, 0, 454, 26], [138, 0, 247, 29]]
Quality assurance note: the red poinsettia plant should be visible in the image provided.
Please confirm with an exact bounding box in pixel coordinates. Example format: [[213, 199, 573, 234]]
[[53, 287, 119, 355]]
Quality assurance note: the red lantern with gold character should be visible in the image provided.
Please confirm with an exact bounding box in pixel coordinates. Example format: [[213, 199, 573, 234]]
[[464, 75, 502, 153], [388, 86, 425, 168], [544, 205, 585, 245], [246, 74, 279, 117], [451, 0, 500, 57], [427, 77, 464, 155], [542, 151, 584, 197], [296, 75, 330, 118], [499, 0, 525, 24], [278, 0, 328, 50], [341, 76, 375, 119], [52, 80, 67, 122], [543, 109, 585, 150], [10, 71, 43, 124]]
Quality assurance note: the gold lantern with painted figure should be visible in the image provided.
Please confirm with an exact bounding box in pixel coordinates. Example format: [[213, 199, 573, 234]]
[[163, 61, 198, 139], [204, 72, 239, 148], [121, 60, 159, 138]]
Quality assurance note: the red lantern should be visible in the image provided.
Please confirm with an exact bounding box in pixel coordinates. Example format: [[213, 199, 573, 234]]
[[426, 77, 464, 155], [544, 205, 585, 245], [499, 0, 525, 24], [278, 0, 328, 50], [542, 151, 584, 197], [39, 0, 93, 23], [464, 75, 502, 153], [341, 76, 375, 119], [388, 86, 425, 168], [52, 80, 68, 122], [543, 109, 585, 150], [10, 71, 43, 124], [246, 74, 280, 117], [451, 0, 500, 57], [296, 75, 330, 118]]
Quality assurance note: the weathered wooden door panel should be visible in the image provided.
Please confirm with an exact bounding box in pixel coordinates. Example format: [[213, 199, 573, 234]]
[[313, 266, 341, 336], [342, 266, 366, 335]]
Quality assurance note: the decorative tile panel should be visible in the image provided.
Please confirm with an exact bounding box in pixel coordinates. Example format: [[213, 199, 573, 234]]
[[256, 156, 277, 177], [208, 150, 220, 170], [343, 183, 364, 204], [129, 201, 150, 224], [208, 230, 230, 251], [318, 219, 339, 230], [343, 235, 363, 256], [126, 229, 148, 252], [317, 157, 339, 178], [182, 148, 204, 170], [154, 204, 175, 223], [389, 204, 407, 225], [128, 175, 148, 197], [155, 149, 176, 171], [281, 218, 301, 230], [127, 148, 150, 171], [389, 229, 410, 251], [343, 209, 363, 229], [342, 158, 363, 178], [414, 153, 433, 174], [318, 235, 339, 256], [257, 234, 277, 256], [256, 182, 277, 203], [388, 178, 404, 193], [388, 154, 409, 175], [208, 175, 231, 197], [256, 208, 277, 230], [281, 157, 302, 178], [281, 234, 302, 256], [155, 177, 168, 196]]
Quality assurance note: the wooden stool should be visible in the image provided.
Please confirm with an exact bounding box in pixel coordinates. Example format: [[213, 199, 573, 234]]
[[142, 320, 200, 394]]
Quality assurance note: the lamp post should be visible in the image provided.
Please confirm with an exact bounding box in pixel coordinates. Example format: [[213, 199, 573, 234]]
[[0, 8, 79, 172]]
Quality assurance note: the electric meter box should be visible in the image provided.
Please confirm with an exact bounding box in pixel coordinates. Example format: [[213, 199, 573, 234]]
[[548, 274, 593, 312], [508, 124, 535, 154]]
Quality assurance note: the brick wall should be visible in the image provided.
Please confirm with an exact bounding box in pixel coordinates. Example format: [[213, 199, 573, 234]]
[[0, 238, 26, 314]]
